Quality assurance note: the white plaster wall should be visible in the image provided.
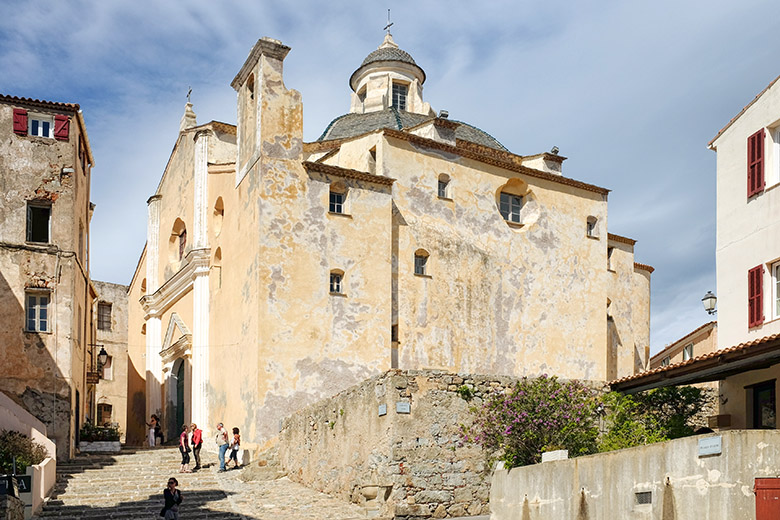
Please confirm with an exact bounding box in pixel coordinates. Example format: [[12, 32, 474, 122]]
[[713, 80, 780, 348]]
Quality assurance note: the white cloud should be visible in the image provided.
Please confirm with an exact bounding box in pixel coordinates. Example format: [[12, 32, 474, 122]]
[[2, 0, 779, 349]]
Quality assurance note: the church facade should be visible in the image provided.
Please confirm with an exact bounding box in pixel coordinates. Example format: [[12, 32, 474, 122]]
[[126, 35, 651, 447]]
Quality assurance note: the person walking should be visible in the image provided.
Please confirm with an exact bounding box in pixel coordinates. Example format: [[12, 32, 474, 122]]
[[190, 423, 203, 471], [161, 477, 182, 520], [227, 427, 241, 469], [178, 424, 192, 473], [145, 414, 159, 447], [215, 422, 229, 472]]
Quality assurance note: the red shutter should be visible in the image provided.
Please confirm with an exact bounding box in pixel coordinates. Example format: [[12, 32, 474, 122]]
[[54, 114, 70, 141], [12, 108, 27, 135], [748, 129, 765, 198], [748, 265, 764, 328]]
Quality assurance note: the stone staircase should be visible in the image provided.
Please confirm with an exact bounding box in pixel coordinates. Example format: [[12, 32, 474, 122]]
[[34, 447, 241, 519]]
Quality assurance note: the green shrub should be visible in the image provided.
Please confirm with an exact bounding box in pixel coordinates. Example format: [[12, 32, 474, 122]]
[[599, 386, 712, 452], [79, 423, 120, 442], [0, 430, 49, 474], [462, 375, 599, 467]]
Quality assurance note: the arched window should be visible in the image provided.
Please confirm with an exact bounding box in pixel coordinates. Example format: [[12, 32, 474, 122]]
[[329, 269, 345, 294], [329, 182, 348, 214], [246, 73, 255, 100], [213, 197, 224, 237], [141, 278, 147, 293], [438, 174, 451, 199], [169, 218, 187, 262], [497, 178, 528, 225], [586, 216, 598, 238], [141, 323, 147, 336], [414, 249, 429, 276]]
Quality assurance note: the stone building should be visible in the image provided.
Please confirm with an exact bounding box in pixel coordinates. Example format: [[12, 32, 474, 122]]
[[0, 94, 97, 459], [126, 35, 651, 447], [93, 280, 129, 442]]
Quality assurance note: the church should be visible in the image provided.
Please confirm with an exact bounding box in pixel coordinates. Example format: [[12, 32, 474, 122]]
[[126, 34, 651, 447]]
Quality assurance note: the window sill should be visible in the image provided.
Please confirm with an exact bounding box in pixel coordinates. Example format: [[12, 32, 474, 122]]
[[586, 235, 600, 240], [328, 212, 353, 219], [607, 269, 616, 274], [438, 196, 453, 202], [505, 221, 524, 229], [329, 292, 347, 297], [414, 273, 432, 279], [24, 329, 52, 335]]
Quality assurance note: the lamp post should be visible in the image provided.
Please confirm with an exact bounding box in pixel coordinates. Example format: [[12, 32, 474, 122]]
[[97, 346, 108, 367], [702, 291, 717, 315]]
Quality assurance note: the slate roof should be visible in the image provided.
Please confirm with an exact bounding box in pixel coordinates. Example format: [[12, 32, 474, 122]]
[[317, 108, 508, 152], [359, 46, 419, 69]]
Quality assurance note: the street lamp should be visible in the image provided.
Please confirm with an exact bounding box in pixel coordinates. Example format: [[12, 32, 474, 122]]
[[702, 291, 717, 315], [97, 346, 108, 367]]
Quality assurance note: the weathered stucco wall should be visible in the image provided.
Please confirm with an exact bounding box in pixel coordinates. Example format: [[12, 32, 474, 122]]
[[490, 430, 780, 520], [0, 98, 95, 459], [279, 369, 519, 519], [125, 247, 147, 445], [93, 280, 129, 441]]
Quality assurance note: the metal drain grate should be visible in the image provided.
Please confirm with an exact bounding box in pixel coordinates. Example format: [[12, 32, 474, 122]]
[[635, 491, 652, 504]]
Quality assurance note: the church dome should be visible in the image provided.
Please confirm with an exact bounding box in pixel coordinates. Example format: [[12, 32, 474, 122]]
[[349, 33, 426, 92]]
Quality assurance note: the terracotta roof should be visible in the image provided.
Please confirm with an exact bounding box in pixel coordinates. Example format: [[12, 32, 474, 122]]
[[608, 233, 637, 245], [633, 262, 654, 273], [610, 332, 780, 391], [0, 94, 80, 112], [708, 73, 780, 147], [649, 321, 717, 365], [302, 161, 395, 186]]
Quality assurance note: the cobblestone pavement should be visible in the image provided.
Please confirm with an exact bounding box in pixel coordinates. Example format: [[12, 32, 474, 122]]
[[34, 446, 366, 519]]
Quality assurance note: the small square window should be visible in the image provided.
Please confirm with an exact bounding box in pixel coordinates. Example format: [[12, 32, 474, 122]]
[[683, 344, 693, 361], [27, 203, 51, 243], [661, 356, 670, 367], [329, 191, 345, 214], [330, 272, 343, 294], [25, 291, 49, 332], [635, 491, 652, 505], [499, 192, 522, 223], [29, 116, 53, 138], [98, 303, 112, 331]]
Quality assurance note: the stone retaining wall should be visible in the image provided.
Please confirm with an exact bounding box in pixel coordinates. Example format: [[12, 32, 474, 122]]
[[279, 369, 519, 519]]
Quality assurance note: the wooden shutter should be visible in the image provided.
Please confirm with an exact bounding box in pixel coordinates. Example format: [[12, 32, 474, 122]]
[[54, 114, 70, 141], [13, 108, 28, 135], [749, 265, 764, 328], [748, 129, 765, 197]]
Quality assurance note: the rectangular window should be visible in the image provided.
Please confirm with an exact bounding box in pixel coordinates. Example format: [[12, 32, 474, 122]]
[[329, 191, 344, 214], [661, 356, 670, 367], [26, 203, 51, 243], [392, 83, 408, 111], [749, 265, 764, 328], [102, 355, 113, 381], [499, 192, 522, 223], [607, 247, 614, 271], [329, 273, 342, 294], [683, 344, 693, 361], [414, 254, 428, 276], [98, 303, 112, 331], [774, 262, 780, 319], [97, 403, 112, 426], [25, 292, 49, 332], [28, 114, 55, 138], [748, 128, 765, 198], [438, 180, 448, 198]]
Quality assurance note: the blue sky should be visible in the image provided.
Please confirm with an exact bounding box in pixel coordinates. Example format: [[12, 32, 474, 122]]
[[2, 1, 780, 352]]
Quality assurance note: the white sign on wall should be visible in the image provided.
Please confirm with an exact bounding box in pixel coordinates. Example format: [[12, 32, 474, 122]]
[[698, 436, 722, 457]]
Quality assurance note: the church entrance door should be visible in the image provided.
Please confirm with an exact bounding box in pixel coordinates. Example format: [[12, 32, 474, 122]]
[[175, 360, 185, 434]]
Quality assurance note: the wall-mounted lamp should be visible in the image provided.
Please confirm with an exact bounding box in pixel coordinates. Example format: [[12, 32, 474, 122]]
[[702, 291, 717, 315], [97, 346, 108, 367]]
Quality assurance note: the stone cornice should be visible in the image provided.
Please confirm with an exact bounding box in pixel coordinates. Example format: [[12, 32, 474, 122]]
[[302, 161, 395, 186], [608, 233, 637, 246], [383, 129, 609, 196], [141, 248, 210, 318], [231, 37, 291, 91], [161, 334, 192, 365]]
